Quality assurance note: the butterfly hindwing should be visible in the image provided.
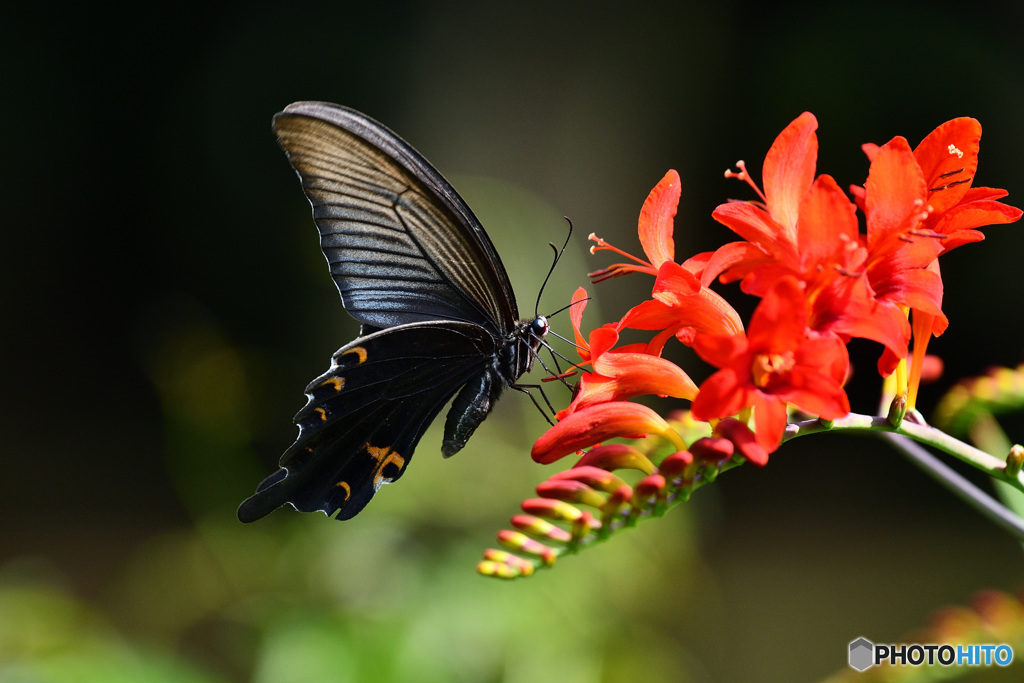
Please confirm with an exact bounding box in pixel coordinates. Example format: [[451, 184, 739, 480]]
[[237, 320, 497, 521]]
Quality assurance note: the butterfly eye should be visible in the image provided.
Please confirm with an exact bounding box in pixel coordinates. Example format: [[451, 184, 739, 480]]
[[531, 316, 550, 338]]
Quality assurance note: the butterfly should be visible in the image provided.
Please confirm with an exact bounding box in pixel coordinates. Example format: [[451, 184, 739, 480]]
[[237, 102, 553, 522]]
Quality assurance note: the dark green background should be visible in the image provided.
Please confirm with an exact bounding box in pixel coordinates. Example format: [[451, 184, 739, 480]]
[[4, 2, 1024, 681]]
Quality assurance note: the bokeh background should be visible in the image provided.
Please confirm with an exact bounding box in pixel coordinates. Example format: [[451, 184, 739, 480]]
[[4, 1, 1024, 681]]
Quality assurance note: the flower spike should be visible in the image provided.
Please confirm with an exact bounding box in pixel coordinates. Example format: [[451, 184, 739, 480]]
[[479, 112, 1023, 581]]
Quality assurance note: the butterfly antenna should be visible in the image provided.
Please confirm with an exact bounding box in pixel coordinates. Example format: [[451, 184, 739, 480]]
[[515, 217, 579, 421], [545, 296, 590, 321], [534, 217, 574, 318]]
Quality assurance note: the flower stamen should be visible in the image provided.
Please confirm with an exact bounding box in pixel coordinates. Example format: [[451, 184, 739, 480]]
[[751, 351, 795, 389], [724, 160, 768, 203], [587, 233, 658, 281], [929, 178, 973, 193]]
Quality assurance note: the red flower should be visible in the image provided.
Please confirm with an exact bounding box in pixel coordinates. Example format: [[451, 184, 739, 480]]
[[854, 118, 1022, 383], [695, 113, 919, 359], [616, 262, 745, 354], [856, 118, 1022, 253], [690, 277, 850, 453], [588, 169, 745, 352], [697, 112, 821, 285], [589, 170, 680, 281], [855, 135, 947, 376], [556, 287, 698, 420], [691, 112, 1022, 377], [532, 402, 687, 464]]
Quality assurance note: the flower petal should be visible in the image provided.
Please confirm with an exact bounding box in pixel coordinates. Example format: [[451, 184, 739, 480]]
[[532, 402, 683, 464], [778, 366, 850, 419], [763, 112, 818, 241], [620, 288, 744, 340], [914, 117, 980, 215], [712, 202, 798, 263], [569, 286, 590, 359], [638, 170, 680, 267], [693, 241, 770, 287], [827, 295, 910, 362], [692, 332, 748, 370], [865, 136, 927, 249], [796, 174, 859, 269], [651, 260, 700, 297], [750, 392, 788, 452], [690, 367, 749, 421], [872, 266, 944, 317], [745, 276, 806, 350], [933, 195, 1023, 250], [593, 352, 699, 401], [588, 325, 619, 361]]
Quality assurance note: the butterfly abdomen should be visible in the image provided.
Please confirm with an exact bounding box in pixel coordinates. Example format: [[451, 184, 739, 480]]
[[442, 369, 503, 457]]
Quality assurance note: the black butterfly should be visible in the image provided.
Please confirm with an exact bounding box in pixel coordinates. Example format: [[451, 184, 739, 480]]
[[238, 102, 552, 522]]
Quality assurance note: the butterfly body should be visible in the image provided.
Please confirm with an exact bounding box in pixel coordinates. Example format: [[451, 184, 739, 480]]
[[237, 102, 547, 522]]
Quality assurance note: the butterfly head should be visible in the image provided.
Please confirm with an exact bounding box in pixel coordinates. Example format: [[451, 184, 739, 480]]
[[530, 315, 550, 341]]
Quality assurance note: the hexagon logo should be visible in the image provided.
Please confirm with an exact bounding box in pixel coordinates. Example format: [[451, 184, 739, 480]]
[[849, 637, 874, 671]]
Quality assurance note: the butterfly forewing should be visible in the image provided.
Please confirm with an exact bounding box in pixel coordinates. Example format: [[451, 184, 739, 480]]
[[273, 102, 519, 331]]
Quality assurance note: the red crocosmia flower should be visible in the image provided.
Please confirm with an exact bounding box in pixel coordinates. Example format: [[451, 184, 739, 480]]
[[617, 262, 745, 355], [699, 113, 917, 362], [532, 401, 687, 464], [857, 118, 1022, 253], [853, 118, 1021, 313], [556, 287, 698, 419], [697, 112, 820, 284], [859, 137, 945, 321], [696, 113, 991, 375], [853, 118, 1021, 389], [691, 277, 850, 453], [863, 119, 1019, 372], [589, 170, 680, 282], [585, 169, 745, 353], [842, 136, 947, 371]]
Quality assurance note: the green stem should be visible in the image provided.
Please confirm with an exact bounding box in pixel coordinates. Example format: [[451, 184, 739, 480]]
[[963, 411, 1024, 542], [784, 412, 1024, 491]]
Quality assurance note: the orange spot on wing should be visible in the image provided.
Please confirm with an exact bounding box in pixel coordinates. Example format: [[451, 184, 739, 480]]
[[365, 442, 406, 490], [321, 376, 344, 391], [342, 346, 368, 364]]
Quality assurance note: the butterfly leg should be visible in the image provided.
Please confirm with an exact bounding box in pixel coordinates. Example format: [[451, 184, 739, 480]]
[[510, 381, 557, 425]]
